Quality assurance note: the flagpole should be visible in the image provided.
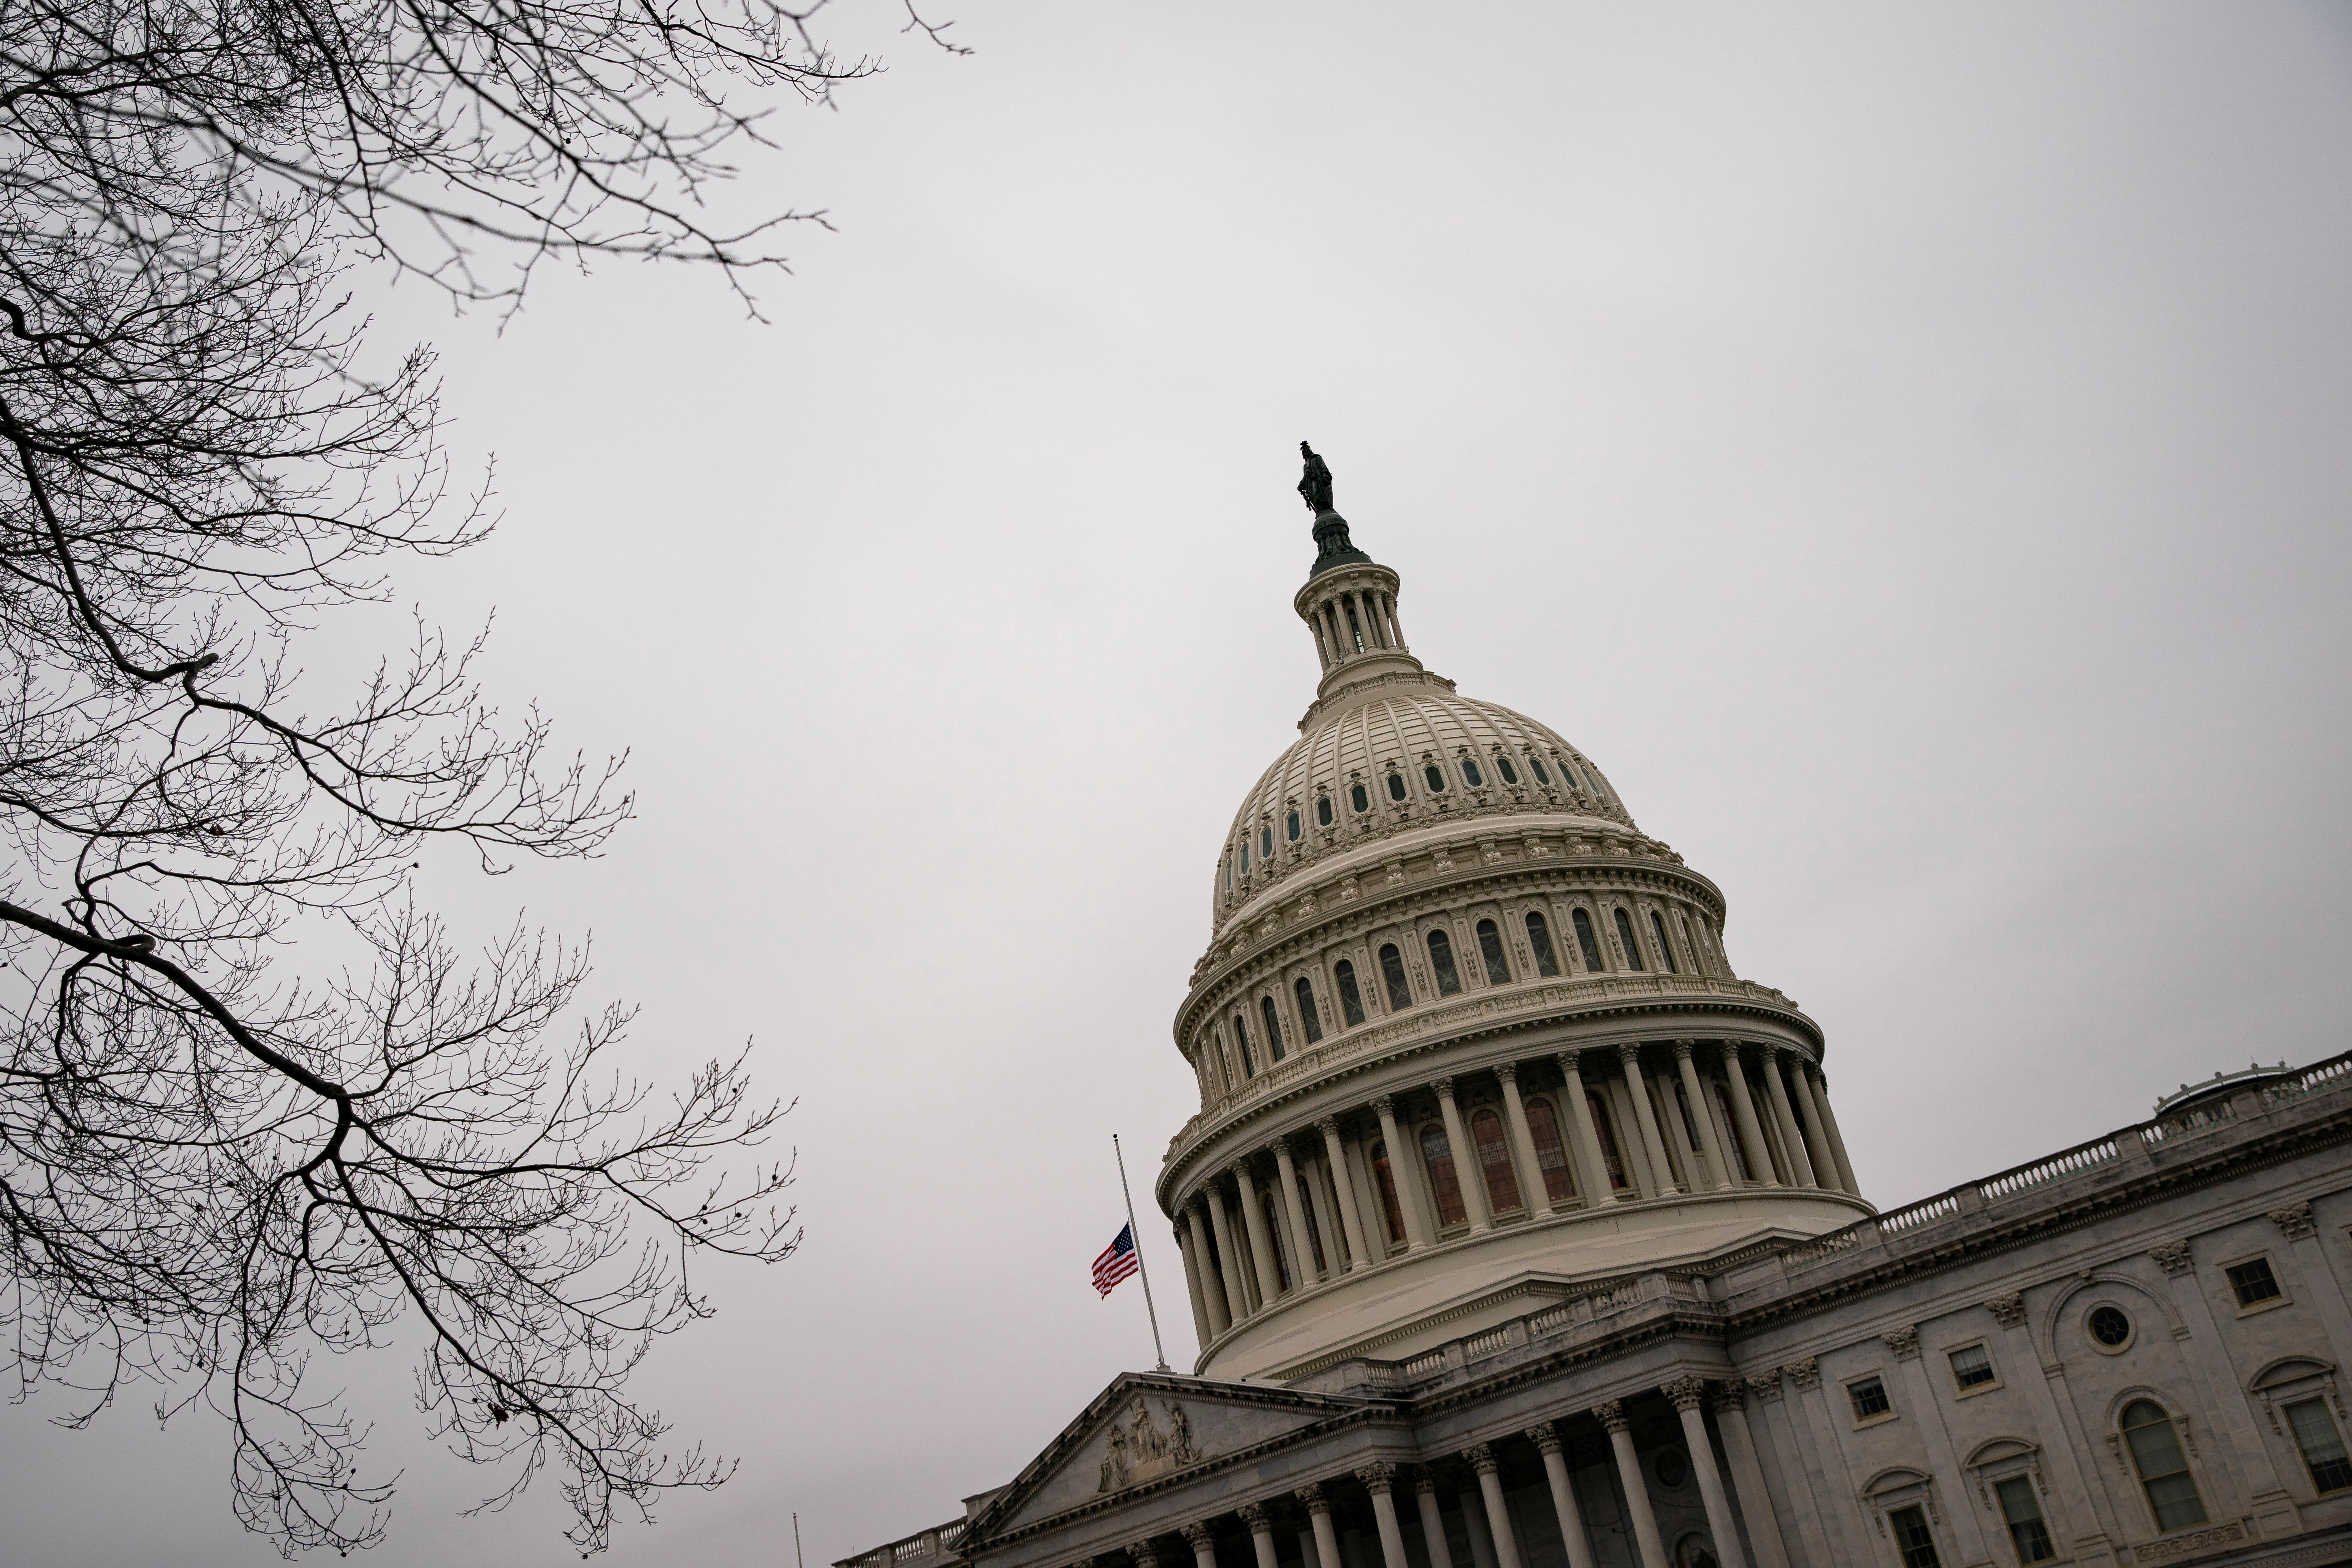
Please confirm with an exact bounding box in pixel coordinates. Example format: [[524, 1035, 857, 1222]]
[[793, 1513, 805, 1568], [1112, 1133, 1171, 1373]]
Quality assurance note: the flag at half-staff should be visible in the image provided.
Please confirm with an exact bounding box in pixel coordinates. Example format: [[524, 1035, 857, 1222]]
[[1092, 1222, 1141, 1298]]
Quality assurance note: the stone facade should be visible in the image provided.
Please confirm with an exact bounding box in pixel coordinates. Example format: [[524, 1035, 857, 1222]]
[[834, 490, 2352, 1568]]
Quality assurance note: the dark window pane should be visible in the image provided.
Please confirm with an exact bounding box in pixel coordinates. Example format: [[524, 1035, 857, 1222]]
[[1387, 772, 1407, 801], [1295, 1171, 1326, 1274], [1425, 763, 1446, 792], [2089, 1307, 2132, 1346], [1950, 1345, 1995, 1388], [1335, 961, 1366, 1026], [1370, 1141, 1406, 1244], [1462, 759, 1484, 787], [1891, 1505, 1940, 1568], [1529, 758, 1550, 785], [1848, 1377, 1890, 1420], [1380, 944, 1413, 1009], [1476, 919, 1511, 984], [1261, 996, 1286, 1061], [1351, 783, 1370, 813], [1294, 978, 1324, 1044], [1614, 907, 1645, 971], [1427, 929, 1462, 994], [1497, 757, 1519, 785], [1525, 912, 1560, 976], [2288, 1399, 2352, 1493], [1317, 796, 1333, 827], [1651, 910, 1679, 974], [2123, 1402, 2207, 1530], [1240, 841, 1250, 873], [1260, 1190, 1291, 1291], [1996, 1477, 2054, 1563], [1233, 1012, 1255, 1075], [2228, 1258, 2281, 1306], [1261, 827, 1273, 858], [1589, 1093, 1628, 1187], [1472, 1107, 1520, 1212], [1420, 1122, 1466, 1227], [1572, 908, 1604, 970], [1524, 1097, 1576, 1202], [1286, 810, 1301, 842]]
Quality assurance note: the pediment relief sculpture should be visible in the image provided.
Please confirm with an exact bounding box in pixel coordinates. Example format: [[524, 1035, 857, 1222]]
[[1096, 1398, 1204, 1494]]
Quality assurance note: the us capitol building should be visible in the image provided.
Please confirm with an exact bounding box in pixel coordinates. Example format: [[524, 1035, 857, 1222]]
[[837, 456, 2352, 1568]]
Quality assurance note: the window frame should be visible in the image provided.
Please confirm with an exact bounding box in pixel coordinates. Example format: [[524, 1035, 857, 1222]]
[[1333, 959, 1366, 1027], [1468, 1105, 1522, 1215], [2118, 1397, 2209, 1533], [1846, 1371, 1897, 1428], [1425, 926, 1463, 995], [1945, 1338, 2002, 1398], [1992, 1475, 2055, 1565], [1523, 909, 1561, 977], [2084, 1302, 2136, 1355], [1377, 942, 1415, 1010], [1612, 905, 1646, 971], [2284, 1396, 2352, 1496], [2220, 1250, 2289, 1316], [1474, 917, 1512, 986]]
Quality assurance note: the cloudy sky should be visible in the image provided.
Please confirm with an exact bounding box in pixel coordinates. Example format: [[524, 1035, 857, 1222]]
[[8, 3, 2352, 1564]]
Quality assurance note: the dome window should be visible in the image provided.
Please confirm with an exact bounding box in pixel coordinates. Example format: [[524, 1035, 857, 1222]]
[[1386, 772, 1407, 802], [1232, 1010, 1256, 1076], [1476, 919, 1511, 985], [1239, 841, 1250, 874], [1524, 911, 1560, 977], [1260, 826, 1273, 859], [1613, 908, 1645, 971], [1423, 764, 1446, 793], [1649, 911, 1680, 974], [1293, 978, 1324, 1044], [1286, 810, 1301, 843], [1316, 796, 1334, 828], [1572, 908, 1605, 970], [1496, 756, 1519, 785], [1260, 995, 1286, 1061], [1378, 943, 1412, 1009], [1350, 783, 1370, 813], [1461, 758, 1484, 787], [1426, 928, 1463, 995], [1420, 1122, 1468, 1228], [1528, 757, 1550, 785], [1334, 960, 1366, 1025]]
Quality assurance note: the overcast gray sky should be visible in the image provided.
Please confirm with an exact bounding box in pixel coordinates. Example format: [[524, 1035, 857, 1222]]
[[8, 4, 2352, 1565]]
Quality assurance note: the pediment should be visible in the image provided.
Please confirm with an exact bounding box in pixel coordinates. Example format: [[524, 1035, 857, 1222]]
[[966, 1374, 1370, 1545], [1964, 1438, 2039, 1469], [2251, 1356, 2335, 1391]]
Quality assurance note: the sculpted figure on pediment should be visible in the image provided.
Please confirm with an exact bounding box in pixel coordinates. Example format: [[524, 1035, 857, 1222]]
[[1096, 1398, 1203, 1493]]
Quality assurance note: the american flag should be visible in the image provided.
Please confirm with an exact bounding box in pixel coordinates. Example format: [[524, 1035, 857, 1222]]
[[1092, 1223, 1141, 1298]]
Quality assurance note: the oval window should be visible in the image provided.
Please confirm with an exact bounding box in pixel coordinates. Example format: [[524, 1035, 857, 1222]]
[[1387, 773, 1407, 801], [1286, 811, 1301, 842], [1351, 783, 1370, 813], [1424, 764, 1446, 792], [1316, 797, 1333, 827], [2088, 1306, 2132, 1347], [1497, 757, 1519, 785], [1462, 758, 1484, 787], [1529, 758, 1550, 785]]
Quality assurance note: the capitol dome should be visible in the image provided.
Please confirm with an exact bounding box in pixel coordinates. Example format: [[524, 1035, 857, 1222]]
[[1158, 465, 1870, 1384]]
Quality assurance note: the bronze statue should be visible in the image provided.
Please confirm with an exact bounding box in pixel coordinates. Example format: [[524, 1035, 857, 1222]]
[[1298, 441, 1334, 514]]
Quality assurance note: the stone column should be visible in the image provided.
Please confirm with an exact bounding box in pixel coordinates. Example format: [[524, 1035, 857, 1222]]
[[1182, 1522, 1217, 1568], [1303, 1151, 1343, 1273], [1758, 1052, 1817, 1188], [1298, 1484, 1342, 1568], [1456, 1486, 1499, 1568], [1356, 1464, 1412, 1568], [1495, 1064, 1555, 1215], [1555, 1051, 1616, 1203], [1319, 1117, 1373, 1271], [1130, 1537, 1163, 1568], [1617, 1046, 1680, 1196], [1710, 1382, 1791, 1568], [1606, 1076, 1660, 1198], [1879, 1330, 1994, 1565], [1526, 1423, 1597, 1568], [1175, 1216, 1213, 1347], [1239, 1503, 1279, 1568], [1809, 1068, 1861, 1195], [1234, 1162, 1285, 1303], [1435, 1078, 1492, 1232], [1411, 1474, 1455, 1568], [1462, 1444, 1525, 1568], [1662, 1378, 1749, 1568], [1786, 1058, 1841, 1195], [1719, 1045, 1778, 1189], [1203, 1189, 1252, 1323], [1648, 1067, 1698, 1191], [1673, 1041, 1731, 1192], [1186, 1204, 1231, 1337], [1272, 1137, 1319, 1285], [1374, 1096, 1434, 1251], [1594, 1401, 1669, 1568]]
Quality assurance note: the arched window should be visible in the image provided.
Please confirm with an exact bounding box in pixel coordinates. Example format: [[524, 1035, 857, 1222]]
[[1286, 810, 1301, 843], [1379, 944, 1413, 1009], [1497, 756, 1520, 785], [1424, 763, 1446, 793], [1316, 796, 1333, 827], [1525, 1096, 1577, 1203], [1420, 1122, 1467, 1228], [1650, 910, 1680, 974], [1351, 782, 1371, 813], [2121, 1401, 2207, 1531], [1589, 1092, 1630, 1188], [1294, 1171, 1326, 1274], [1293, 978, 1324, 1045], [1260, 826, 1273, 859], [1260, 996, 1286, 1062], [1369, 1140, 1407, 1244], [1529, 757, 1550, 785], [1260, 1188, 1293, 1291], [1461, 758, 1484, 787], [1476, 919, 1511, 984], [1525, 911, 1561, 976], [1614, 907, 1646, 971], [1334, 960, 1366, 1026], [1386, 772, 1407, 801], [1233, 1011, 1256, 1076], [1426, 928, 1463, 995], [1471, 1107, 1521, 1213], [1572, 908, 1605, 970]]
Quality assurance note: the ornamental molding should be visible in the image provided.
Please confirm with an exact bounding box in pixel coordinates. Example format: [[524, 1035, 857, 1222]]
[[1353, 1462, 1397, 1490], [2149, 1239, 2194, 1277], [2132, 1523, 2246, 1561], [1237, 1503, 1271, 1530], [2271, 1200, 2317, 1239], [1463, 1442, 1498, 1473], [1591, 1400, 1629, 1432], [1662, 1375, 1708, 1410], [1987, 1293, 2028, 1328], [1294, 1481, 1328, 1511], [1747, 1371, 1784, 1403], [1783, 1357, 1822, 1390], [1526, 1421, 1562, 1453], [1883, 1327, 1922, 1360]]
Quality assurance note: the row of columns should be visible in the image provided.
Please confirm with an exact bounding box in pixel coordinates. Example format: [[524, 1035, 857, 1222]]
[[1131, 1380, 1766, 1568], [1305, 584, 1406, 671], [1173, 1041, 1861, 1350]]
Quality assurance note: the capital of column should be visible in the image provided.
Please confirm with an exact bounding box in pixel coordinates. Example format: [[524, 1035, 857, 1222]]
[[1316, 1114, 1342, 1136], [1615, 1043, 1642, 1068], [1180, 1523, 1214, 1549], [1412, 1471, 1440, 1497], [1462, 1441, 1498, 1474], [1591, 1399, 1629, 1433], [1883, 1327, 1922, 1361], [1525, 1421, 1562, 1455], [1238, 1502, 1272, 1531], [1295, 1482, 1329, 1514], [1710, 1379, 1748, 1413], [1662, 1375, 1707, 1412], [1725, 1038, 1751, 1062], [1372, 1094, 1396, 1116], [1269, 1134, 1291, 1158], [1354, 1461, 1398, 1492], [1672, 1038, 1695, 1062], [1432, 1075, 1457, 1101], [1494, 1060, 1518, 1083], [1128, 1541, 1162, 1568], [1556, 1048, 1583, 1073]]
